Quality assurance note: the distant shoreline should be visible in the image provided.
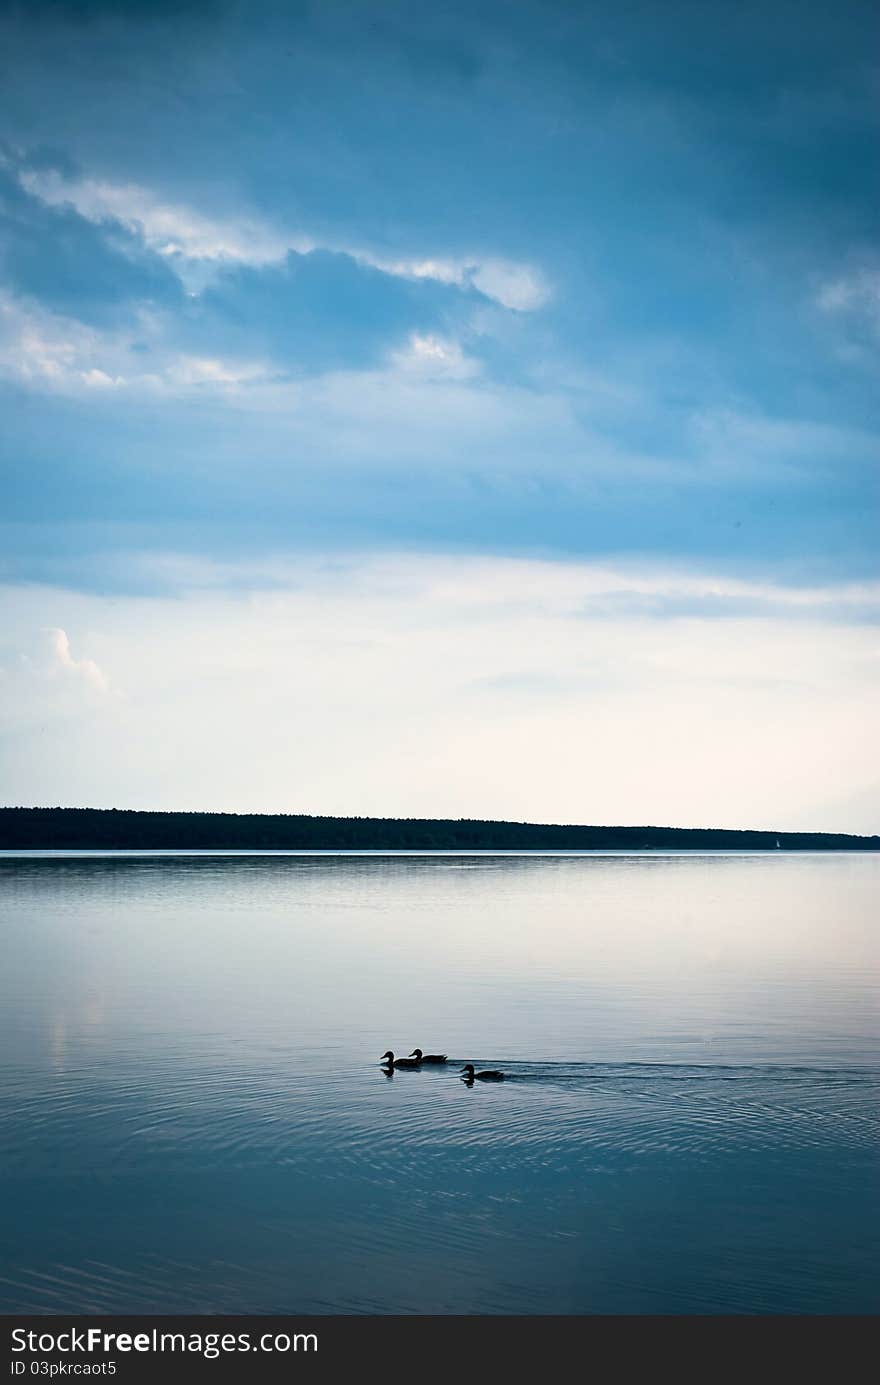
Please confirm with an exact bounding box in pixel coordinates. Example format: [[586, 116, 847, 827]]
[[1, 807, 877, 852]]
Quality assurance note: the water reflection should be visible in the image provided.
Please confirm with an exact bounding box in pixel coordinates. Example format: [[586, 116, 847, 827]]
[[0, 852, 878, 1313]]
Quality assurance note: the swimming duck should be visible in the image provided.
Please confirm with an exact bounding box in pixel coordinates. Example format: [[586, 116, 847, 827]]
[[380, 1050, 421, 1069], [409, 1049, 448, 1064], [460, 1063, 505, 1081]]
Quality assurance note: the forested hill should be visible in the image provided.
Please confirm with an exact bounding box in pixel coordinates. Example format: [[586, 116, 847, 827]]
[[0, 807, 877, 851]]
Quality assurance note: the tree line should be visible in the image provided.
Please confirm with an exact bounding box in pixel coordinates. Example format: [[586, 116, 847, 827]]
[[1, 807, 877, 850]]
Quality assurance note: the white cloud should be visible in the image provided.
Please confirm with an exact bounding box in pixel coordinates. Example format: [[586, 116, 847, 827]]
[[0, 293, 274, 396], [45, 627, 109, 692], [372, 253, 551, 311], [0, 627, 111, 733], [468, 259, 549, 312], [17, 167, 550, 311], [165, 356, 270, 387], [390, 332, 479, 378], [18, 168, 295, 266], [0, 294, 122, 389]]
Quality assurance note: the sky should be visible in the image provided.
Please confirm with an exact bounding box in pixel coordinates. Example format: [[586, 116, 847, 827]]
[[0, 0, 878, 831]]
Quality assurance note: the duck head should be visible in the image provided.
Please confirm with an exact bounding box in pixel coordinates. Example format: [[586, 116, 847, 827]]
[[460, 1064, 475, 1077], [409, 1049, 423, 1060], [380, 1051, 394, 1064]]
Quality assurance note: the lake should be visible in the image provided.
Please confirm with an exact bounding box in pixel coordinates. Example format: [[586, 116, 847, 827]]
[[0, 850, 877, 1314]]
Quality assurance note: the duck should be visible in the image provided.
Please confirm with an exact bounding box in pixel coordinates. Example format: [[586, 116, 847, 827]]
[[460, 1063, 505, 1082], [379, 1050, 421, 1069], [409, 1049, 448, 1064]]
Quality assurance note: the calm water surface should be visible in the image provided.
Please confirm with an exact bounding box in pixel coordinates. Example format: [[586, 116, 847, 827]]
[[0, 851, 877, 1314]]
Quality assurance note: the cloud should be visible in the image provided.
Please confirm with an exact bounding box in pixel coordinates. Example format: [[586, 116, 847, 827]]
[[390, 332, 479, 378], [17, 168, 293, 266], [3, 322, 878, 597], [0, 162, 182, 324], [0, 3, 876, 606], [371, 253, 551, 311], [0, 624, 111, 739], [0, 293, 122, 388], [45, 626, 109, 691], [686, 407, 880, 478], [164, 355, 270, 388], [16, 166, 550, 311], [817, 267, 880, 333], [466, 260, 549, 313], [0, 292, 274, 395]]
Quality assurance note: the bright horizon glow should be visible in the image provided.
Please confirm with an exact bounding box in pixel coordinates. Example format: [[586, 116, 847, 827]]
[[1, 553, 877, 833]]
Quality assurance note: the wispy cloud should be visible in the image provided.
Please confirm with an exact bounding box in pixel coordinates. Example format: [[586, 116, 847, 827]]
[[687, 407, 879, 478], [817, 267, 880, 327], [17, 166, 550, 311], [371, 254, 550, 311], [17, 168, 295, 266], [390, 331, 479, 378], [0, 292, 274, 395]]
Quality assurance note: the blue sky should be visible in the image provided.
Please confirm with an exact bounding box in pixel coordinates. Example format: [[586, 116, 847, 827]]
[[1, 1, 878, 828]]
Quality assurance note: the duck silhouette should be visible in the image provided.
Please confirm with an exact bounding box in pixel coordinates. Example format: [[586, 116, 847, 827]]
[[460, 1063, 505, 1083], [380, 1050, 421, 1069], [409, 1048, 448, 1064]]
